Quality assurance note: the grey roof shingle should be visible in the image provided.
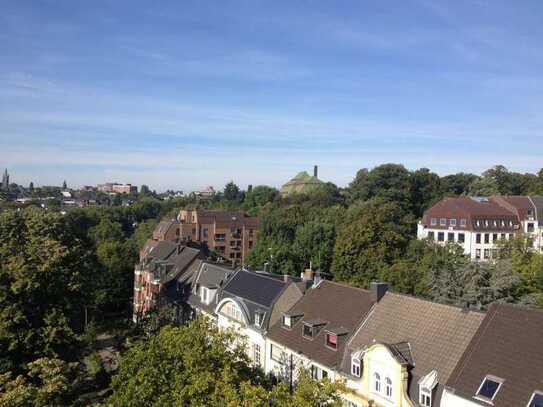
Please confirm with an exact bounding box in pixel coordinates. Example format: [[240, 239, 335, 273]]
[[446, 303, 543, 407], [343, 292, 485, 404]]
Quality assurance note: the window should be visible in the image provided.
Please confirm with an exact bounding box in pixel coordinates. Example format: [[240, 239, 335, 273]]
[[501, 233, 506, 240], [351, 357, 361, 377], [476, 233, 482, 244], [492, 233, 498, 242], [420, 389, 432, 407], [448, 232, 455, 241], [310, 365, 327, 380], [440, 218, 447, 226], [484, 249, 490, 259], [253, 344, 261, 366], [303, 323, 314, 339], [203, 228, 208, 238], [431, 218, 437, 226], [283, 315, 292, 328], [484, 234, 490, 244], [385, 377, 392, 398], [476, 249, 481, 260], [528, 391, 543, 407], [460, 218, 467, 226], [270, 344, 286, 363], [476, 376, 503, 401], [485, 220, 489, 227], [528, 223, 535, 233], [325, 333, 337, 350], [374, 372, 382, 393], [437, 232, 445, 242], [458, 233, 465, 243], [249, 240, 253, 249], [427, 231, 435, 240], [254, 311, 263, 327], [345, 401, 360, 407], [221, 302, 243, 322], [201, 287, 209, 304], [450, 219, 457, 226], [509, 233, 514, 240]]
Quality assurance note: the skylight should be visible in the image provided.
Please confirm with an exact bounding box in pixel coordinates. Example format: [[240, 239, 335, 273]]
[[476, 376, 503, 401], [528, 392, 543, 407]]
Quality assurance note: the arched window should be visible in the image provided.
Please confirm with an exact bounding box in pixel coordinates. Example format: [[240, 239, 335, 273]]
[[374, 372, 381, 393], [385, 377, 392, 397]]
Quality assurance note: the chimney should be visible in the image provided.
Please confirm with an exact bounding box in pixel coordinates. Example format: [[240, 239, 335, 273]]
[[370, 282, 388, 303], [313, 165, 318, 178], [301, 268, 315, 282]]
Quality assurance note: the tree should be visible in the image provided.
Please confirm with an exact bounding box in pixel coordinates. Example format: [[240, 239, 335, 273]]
[[292, 221, 336, 273], [133, 219, 159, 249], [466, 176, 500, 196], [0, 209, 91, 369], [410, 168, 442, 217], [62, 180, 67, 190], [224, 181, 243, 202], [243, 185, 279, 210], [108, 319, 345, 406], [331, 200, 413, 287], [440, 173, 477, 196], [0, 358, 77, 407], [28, 182, 34, 193]]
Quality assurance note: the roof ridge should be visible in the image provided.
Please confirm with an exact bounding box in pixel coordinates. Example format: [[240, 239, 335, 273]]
[[385, 291, 486, 314], [322, 279, 371, 293]]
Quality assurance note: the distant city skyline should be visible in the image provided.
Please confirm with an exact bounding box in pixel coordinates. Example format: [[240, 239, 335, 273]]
[[1, 1, 543, 191]]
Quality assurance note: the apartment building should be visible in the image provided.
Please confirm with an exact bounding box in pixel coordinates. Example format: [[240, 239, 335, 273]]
[[178, 209, 259, 265], [265, 280, 379, 385], [418, 196, 543, 260], [214, 269, 306, 370], [133, 241, 201, 322], [442, 304, 543, 407], [97, 182, 138, 194]]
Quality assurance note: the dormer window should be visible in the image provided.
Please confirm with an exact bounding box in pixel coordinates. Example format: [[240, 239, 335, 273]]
[[254, 311, 264, 327], [450, 219, 457, 226], [431, 218, 437, 226], [418, 370, 438, 407], [325, 333, 337, 350], [460, 218, 467, 226], [475, 375, 503, 402], [283, 315, 292, 328], [528, 391, 543, 407], [440, 218, 446, 226], [351, 357, 361, 377], [200, 287, 209, 304], [303, 323, 314, 339]]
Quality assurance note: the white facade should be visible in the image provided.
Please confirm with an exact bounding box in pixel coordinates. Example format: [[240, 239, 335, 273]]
[[215, 298, 267, 370], [264, 338, 337, 383], [417, 223, 516, 261], [440, 388, 483, 407]]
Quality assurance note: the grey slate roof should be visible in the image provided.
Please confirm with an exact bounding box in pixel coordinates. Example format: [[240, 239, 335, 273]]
[[446, 303, 543, 407], [343, 292, 485, 405], [187, 262, 235, 314], [218, 269, 290, 330]]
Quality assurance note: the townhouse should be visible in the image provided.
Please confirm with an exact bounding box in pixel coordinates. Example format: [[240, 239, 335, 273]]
[[178, 209, 259, 266], [214, 269, 306, 369], [133, 241, 201, 322], [340, 292, 484, 407], [265, 280, 382, 385], [442, 304, 543, 407], [418, 195, 543, 260]]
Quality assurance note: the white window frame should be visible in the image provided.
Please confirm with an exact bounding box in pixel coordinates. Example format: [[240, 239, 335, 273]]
[[431, 218, 437, 226], [440, 218, 447, 226], [253, 343, 261, 366], [254, 311, 263, 326], [385, 377, 393, 398], [460, 218, 467, 226], [527, 390, 543, 407], [450, 218, 457, 226], [419, 387, 432, 407], [351, 357, 361, 377], [283, 315, 291, 328], [374, 372, 382, 393], [475, 375, 504, 402], [201, 287, 209, 304]]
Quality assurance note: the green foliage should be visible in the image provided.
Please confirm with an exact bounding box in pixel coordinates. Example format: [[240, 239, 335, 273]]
[[108, 319, 345, 406], [0, 357, 77, 407], [0, 209, 91, 369], [133, 218, 159, 249], [331, 199, 414, 287]]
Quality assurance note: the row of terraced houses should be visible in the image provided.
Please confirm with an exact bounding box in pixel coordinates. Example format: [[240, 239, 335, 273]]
[[133, 203, 543, 407]]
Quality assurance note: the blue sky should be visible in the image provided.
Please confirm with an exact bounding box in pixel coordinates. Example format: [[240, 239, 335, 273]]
[[1, 0, 543, 191]]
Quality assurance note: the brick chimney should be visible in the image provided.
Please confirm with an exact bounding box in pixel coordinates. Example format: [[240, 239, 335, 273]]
[[313, 165, 318, 178], [370, 282, 388, 303]]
